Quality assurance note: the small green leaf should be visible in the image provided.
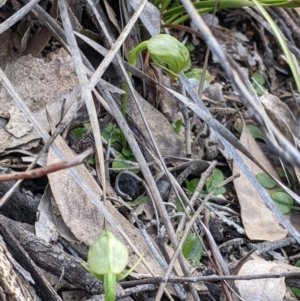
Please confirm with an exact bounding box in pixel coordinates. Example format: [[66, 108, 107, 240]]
[[103, 125, 122, 144], [276, 168, 286, 178], [210, 169, 224, 187], [208, 187, 226, 195], [235, 124, 265, 141], [294, 259, 300, 268], [122, 147, 134, 157], [173, 119, 182, 135], [252, 72, 265, 85], [206, 168, 226, 195], [87, 156, 95, 165], [247, 124, 265, 141], [185, 169, 226, 196], [185, 68, 212, 82], [126, 195, 147, 207], [72, 127, 88, 138], [103, 125, 114, 142], [291, 286, 300, 298], [252, 73, 266, 96], [276, 168, 293, 187], [292, 286, 300, 297], [112, 154, 138, 172], [186, 178, 199, 194], [253, 85, 265, 96], [85, 229, 143, 301], [182, 232, 203, 266], [291, 260, 300, 297], [175, 197, 186, 213], [271, 192, 293, 214], [255, 173, 277, 189], [185, 43, 195, 51]]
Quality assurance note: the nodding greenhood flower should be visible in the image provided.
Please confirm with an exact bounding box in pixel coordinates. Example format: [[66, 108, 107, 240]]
[[82, 229, 143, 301], [123, 34, 190, 116], [129, 34, 191, 81], [146, 34, 191, 80]]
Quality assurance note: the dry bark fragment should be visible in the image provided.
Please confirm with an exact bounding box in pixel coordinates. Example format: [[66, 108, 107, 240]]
[[0, 235, 37, 301]]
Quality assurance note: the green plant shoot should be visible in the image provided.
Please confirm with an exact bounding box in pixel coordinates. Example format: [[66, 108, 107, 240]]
[[182, 232, 203, 266], [82, 229, 143, 301], [291, 259, 300, 297], [122, 34, 191, 116], [158, 1, 300, 25], [251, 0, 300, 93], [255, 173, 299, 214], [185, 168, 226, 196]]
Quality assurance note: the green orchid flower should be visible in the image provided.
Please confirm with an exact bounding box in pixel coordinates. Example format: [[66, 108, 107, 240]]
[[122, 34, 191, 116], [146, 34, 191, 79], [129, 34, 191, 80], [82, 229, 143, 301]]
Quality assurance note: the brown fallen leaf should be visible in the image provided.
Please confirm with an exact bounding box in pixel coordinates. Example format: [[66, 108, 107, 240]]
[[0, 88, 79, 153], [235, 254, 300, 301], [232, 124, 288, 241], [261, 91, 300, 185], [260, 91, 299, 140], [0, 47, 79, 152], [103, 0, 122, 34], [47, 135, 173, 276], [131, 93, 186, 157], [0, 48, 78, 118]]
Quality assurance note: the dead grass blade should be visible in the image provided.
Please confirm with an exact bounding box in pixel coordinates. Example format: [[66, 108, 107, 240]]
[[58, 0, 107, 222], [233, 125, 288, 241]]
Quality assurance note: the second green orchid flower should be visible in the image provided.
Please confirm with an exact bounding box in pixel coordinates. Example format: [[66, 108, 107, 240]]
[[82, 229, 143, 301]]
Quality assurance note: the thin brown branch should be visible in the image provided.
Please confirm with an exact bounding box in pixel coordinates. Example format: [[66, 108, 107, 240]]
[[120, 271, 300, 287], [0, 148, 94, 182]]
